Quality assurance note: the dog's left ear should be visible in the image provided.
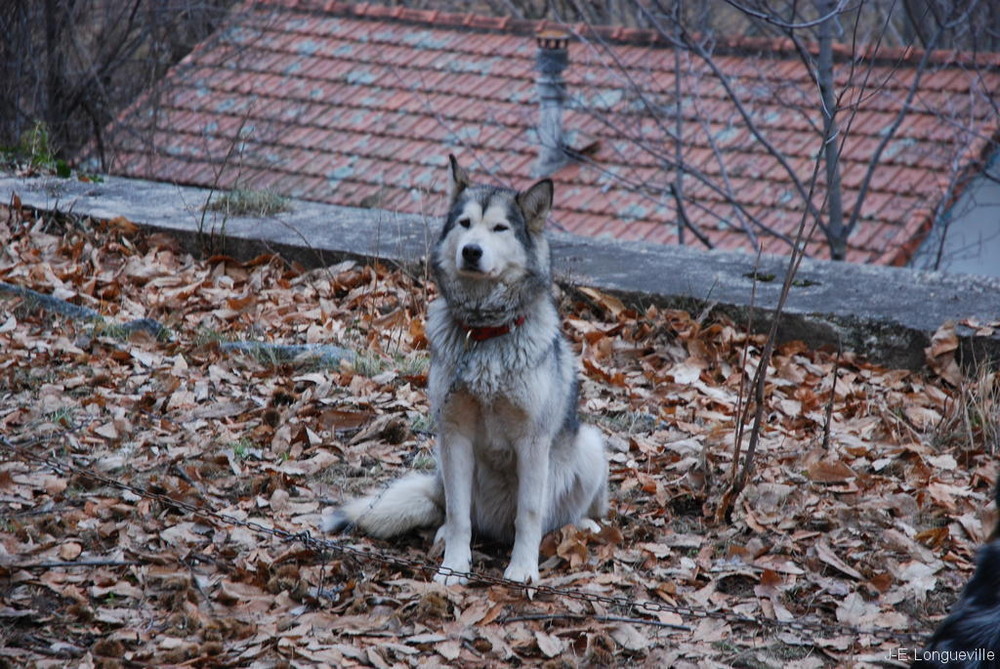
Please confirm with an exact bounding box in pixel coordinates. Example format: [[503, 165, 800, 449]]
[[517, 179, 553, 234]]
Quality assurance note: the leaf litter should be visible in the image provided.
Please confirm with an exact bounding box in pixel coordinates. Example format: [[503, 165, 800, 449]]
[[0, 206, 997, 667]]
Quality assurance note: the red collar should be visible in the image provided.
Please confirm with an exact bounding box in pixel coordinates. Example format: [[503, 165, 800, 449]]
[[458, 315, 526, 343]]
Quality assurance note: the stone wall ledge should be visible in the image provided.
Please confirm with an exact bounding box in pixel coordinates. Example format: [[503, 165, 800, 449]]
[[4, 173, 998, 371]]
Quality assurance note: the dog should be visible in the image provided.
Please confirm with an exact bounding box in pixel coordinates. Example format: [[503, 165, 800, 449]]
[[912, 480, 1000, 668], [323, 154, 608, 585]]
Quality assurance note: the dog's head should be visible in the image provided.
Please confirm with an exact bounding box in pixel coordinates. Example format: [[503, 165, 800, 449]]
[[438, 154, 553, 283]]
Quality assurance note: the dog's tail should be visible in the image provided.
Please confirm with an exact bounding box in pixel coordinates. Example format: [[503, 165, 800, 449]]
[[323, 472, 444, 539]]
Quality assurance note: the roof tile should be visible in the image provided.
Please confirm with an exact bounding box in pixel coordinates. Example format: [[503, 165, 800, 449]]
[[91, 1, 1000, 266]]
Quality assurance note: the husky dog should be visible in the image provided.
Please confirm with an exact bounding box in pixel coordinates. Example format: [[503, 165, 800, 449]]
[[324, 155, 608, 585], [912, 481, 1000, 668]]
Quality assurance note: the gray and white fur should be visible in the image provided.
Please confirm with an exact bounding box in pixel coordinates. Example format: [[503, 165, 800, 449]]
[[323, 155, 608, 584]]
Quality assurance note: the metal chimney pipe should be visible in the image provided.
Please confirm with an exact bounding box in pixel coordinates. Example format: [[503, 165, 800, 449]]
[[534, 29, 569, 177]]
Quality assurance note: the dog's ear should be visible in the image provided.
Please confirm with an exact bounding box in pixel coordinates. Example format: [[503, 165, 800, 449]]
[[517, 179, 553, 233], [447, 154, 470, 204]]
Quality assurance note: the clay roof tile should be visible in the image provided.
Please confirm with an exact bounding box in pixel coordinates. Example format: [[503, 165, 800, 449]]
[[92, 0, 1000, 266]]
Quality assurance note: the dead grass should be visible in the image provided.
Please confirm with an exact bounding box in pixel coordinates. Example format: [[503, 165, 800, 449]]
[[203, 187, 291, 217]]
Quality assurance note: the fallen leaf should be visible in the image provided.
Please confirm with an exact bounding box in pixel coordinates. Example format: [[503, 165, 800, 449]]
[[814, 541, 863, 580], [578, 286, 626, 319], [610, 623, 650, 651], [806, 460, 856, 484], [434, 640, 462, 661], [897, 561, 939, 603], [535, 630, 567, 658], [58, 542, 82, 561], [925, 322, 963, 385], [835, 592, 879, 626]]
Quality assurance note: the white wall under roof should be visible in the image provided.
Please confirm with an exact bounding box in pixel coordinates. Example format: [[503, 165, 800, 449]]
[[911, 151, 1000, 278]]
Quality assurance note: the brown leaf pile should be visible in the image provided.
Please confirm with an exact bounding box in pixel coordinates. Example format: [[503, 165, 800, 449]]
[[1, 206, 997, 667]]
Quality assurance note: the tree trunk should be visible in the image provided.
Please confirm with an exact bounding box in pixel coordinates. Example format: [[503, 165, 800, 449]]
[[816, 0, 846, 260], [44, 0, 69, 150]]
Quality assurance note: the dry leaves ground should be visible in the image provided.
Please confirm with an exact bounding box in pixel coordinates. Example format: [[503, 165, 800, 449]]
[[0, 205, 997, 668]]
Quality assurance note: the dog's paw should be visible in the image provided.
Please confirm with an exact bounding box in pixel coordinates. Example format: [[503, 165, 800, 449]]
[[432, 542, 472, 586], [503, 562, 540, 584], [576, 518, 601, 534], [433, 569, 470, 586], [433, 554, 472, 586], [320, 509, 352, 534]]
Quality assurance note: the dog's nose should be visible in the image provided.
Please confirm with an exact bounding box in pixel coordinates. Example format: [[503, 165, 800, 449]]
[[462, 245, 483, 263]]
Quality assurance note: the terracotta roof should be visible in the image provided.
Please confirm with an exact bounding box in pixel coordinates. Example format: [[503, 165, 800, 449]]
[[91, 0, 1000, 264]]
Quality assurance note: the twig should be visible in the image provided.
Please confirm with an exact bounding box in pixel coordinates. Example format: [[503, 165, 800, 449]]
[[498, 612, 691, 631], [196, 102, 258, 255], [722, 0, 849, 30], [658, 8, 828, 236], [821, 343, 842, 451], [730, 249, 764, 487], [716, 126, 829, 524], [184, 555, 218, 614], [16, 637, 85, 659], [0, 280, 167, 338], [11, 559, 144, 569], [843, 3, 972, 241], [572, 9, 803, 250], [0, 280, 354, 365]]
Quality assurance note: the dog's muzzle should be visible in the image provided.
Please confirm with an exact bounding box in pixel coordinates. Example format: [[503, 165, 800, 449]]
[[461, 244, 483, 271]]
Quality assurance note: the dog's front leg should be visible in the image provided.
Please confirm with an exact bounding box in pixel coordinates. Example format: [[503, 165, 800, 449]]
[[504, 436, 549, 584], [433, 424, 475, 586]]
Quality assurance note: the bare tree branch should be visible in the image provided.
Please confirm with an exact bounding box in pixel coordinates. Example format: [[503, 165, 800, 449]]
[[843, 1, 980, 243], [722, 0, 852, 30]]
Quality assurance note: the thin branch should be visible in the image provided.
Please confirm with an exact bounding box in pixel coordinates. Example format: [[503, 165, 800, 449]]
[[821, 343, 842, 451], [497, 612, 692, 631], [717, 117, 829, 523], [672, 6, 685, 246], [11, 559, 144, 569], [730, 248, 763, 487], [722, 0, 852, 30], [645, 1, 829, 237], [566, 22, 794, 247], [669, 182, 714, 248], [843, 0, 982, 241]]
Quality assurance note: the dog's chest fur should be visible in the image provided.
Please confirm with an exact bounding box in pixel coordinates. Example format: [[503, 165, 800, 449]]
[[426, 296, 559, 403]]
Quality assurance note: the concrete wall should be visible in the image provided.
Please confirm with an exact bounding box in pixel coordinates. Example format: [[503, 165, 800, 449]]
[[3, 173, 999, 370]]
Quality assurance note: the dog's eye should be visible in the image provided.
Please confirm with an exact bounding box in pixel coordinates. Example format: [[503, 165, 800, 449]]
[[458, 218, 471, 229], [493, 224, 509, 232]]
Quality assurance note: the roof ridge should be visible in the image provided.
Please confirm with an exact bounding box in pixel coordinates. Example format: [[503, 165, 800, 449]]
[[250, 0, 1000, 69]]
